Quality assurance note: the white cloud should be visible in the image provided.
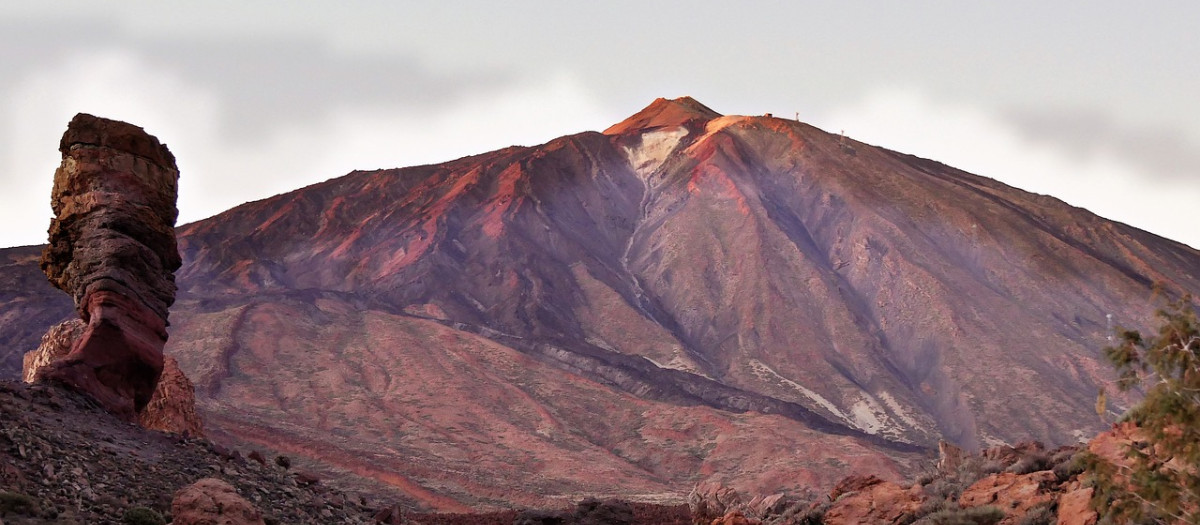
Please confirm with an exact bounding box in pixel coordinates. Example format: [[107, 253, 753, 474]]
[[1, 48, 220, 247], [0, 50, 612, 248], [814, 88, 1200, 250]]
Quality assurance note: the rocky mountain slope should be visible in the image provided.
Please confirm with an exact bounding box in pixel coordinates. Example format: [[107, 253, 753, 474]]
[[3, 97, 1199, 509]]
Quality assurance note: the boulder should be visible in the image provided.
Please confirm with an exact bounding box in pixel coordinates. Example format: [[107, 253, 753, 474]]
[[28, 113, 181, 421], [689, 482, 745, 522], [1056, 483, 1098, 525], [171, 478, 265, 525], [824, 477, 923, 525], [959, 470, 1056, 524]]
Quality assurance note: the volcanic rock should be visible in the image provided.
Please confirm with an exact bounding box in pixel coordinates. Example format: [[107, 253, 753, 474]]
[[1056, 483, 1098, 525], [21, 319, 83, 383], [171, 478, 265, 525], [823, 477, 924, 525], [30, 113, 182, 420], [958, 470, 1057, 524], [137, 355, 204, 436]]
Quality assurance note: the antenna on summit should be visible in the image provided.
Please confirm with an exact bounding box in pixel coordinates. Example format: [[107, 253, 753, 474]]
[[1106, 313, 1114, 342]]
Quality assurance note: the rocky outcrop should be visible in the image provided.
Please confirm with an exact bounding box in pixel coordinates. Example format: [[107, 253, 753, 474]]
[[21, 319, 84, 383], [138, 355, 203, 436], [1057, 482, 1098, 525], [171, 478, 266, 525], [823, 476, 924, 525], [27, 113, 182, 421], [25, 322, 202, 436], [936, 440, 966, 474], [959, 470, 1057, 524]]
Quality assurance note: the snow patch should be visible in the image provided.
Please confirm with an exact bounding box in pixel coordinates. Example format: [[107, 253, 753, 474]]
[[623, 126, 688, 177]]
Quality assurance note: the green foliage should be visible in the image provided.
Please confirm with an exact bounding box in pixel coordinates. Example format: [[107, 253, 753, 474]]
[[0, 490, 41, 516], [1016, 501, 1056, 525], [122, 506, 166, 525], [1091, 294, 1200, 524], [912, 505, 1005, 525]]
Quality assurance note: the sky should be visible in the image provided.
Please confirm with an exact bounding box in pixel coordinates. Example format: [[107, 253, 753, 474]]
[[1, 2, 1198, 249]]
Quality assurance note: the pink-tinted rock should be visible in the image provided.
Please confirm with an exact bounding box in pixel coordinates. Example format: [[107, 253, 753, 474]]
[[824, 477, 923, 525], [1056, 484, 1098, 525], [709, 511, 760, 525], [138, 355, 204, 436], [22, 319, 84, 382], [171, 478, 265, 525], [32, 113, 181, 420], [959, 470, 1056, 524]]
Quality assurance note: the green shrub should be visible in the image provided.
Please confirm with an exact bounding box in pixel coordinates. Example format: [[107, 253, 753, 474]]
[[1006, 453, 1051, 475], [122, 506, 166, 525], [1016, 501, 1055, 525], [0, 490, 41, 516], [913, 505, 1005, 525], [1089, 294, 1200, 523]]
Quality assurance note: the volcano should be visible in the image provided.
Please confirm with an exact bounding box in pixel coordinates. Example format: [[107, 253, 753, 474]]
[[3, 97, 1198, 509]]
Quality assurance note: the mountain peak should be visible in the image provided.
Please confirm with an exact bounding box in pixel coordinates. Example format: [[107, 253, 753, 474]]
[[603, 96, 722, 135]]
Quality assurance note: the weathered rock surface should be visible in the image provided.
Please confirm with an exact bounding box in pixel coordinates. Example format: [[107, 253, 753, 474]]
[[171, 478, 265, 525], [1056, 483, 1098, 525], [959, 470, 1057, 524], [138, 355, 204, 436], [21, 319, 83, 383], [24, 322, 202, 436], [823, 476, 923, 525], [30, 113, 182, 420]]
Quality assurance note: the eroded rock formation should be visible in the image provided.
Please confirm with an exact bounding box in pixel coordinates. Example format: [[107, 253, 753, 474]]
[[27, 113, 182, 421], [171, 478, 266, 525], [138, 355, 204, 436]]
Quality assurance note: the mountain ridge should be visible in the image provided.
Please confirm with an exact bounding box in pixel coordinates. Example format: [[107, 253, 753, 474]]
[[3, 97, 1199, 508]]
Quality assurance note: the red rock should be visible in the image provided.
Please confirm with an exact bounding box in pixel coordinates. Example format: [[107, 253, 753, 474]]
[[959, 470, 1056, 523], [294, 470, 320, 486], [689, 482, 745, 521], [1056, 484, 1097, 525], [710, 511, 760, 525], [32, 113, 181, 421], [22, 319, 84, 382], [247, 450, 267, 465], [937, 440, 966, 474], [171, 478, 265, 525], [138, 355, 204, 436], [824, 478, 924, 525], [828, 474, 885, 501]]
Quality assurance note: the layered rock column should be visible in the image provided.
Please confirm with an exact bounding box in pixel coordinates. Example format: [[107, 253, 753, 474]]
[[32, 113, 182, 420]]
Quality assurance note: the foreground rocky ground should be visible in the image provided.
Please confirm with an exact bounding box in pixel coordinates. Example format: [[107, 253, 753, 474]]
[[0, 378, 693, 524], [0, 379, 383, 524]]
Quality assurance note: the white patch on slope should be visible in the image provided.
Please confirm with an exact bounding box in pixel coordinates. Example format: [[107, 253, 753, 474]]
[[849, 399, 886, 434], [749, 359, 919, 438], [877, 391, 923, 429], [748, 359, 849, 422], [623, 126, 688, 177]]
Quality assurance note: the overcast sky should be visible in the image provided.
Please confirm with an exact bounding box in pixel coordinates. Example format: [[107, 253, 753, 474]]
[[2, 2, 1198, 249]]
